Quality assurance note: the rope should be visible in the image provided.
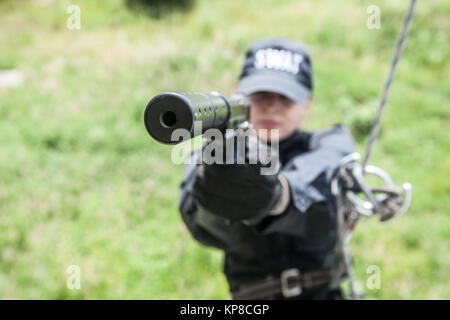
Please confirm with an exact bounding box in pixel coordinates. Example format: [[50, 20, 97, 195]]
[[362, 0, 418, 169]]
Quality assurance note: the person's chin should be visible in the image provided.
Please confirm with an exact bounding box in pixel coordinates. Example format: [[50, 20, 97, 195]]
[[259, 120, 280, 130], [255, 128, 282, 143]]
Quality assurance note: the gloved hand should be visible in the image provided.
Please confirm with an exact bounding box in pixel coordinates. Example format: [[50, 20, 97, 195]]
[[193, 131, 290, 223]]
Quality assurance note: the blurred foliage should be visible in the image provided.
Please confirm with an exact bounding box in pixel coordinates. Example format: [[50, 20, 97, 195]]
[[126, 0, 195, 18], [0, 0, 448, 299], [335, 95, 378, 141]]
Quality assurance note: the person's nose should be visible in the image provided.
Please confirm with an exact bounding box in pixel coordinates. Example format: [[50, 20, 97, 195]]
[[268, 97, 284, 113]]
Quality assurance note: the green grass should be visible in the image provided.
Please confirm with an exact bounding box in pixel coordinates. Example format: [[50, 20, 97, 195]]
[[0, 0, 448, 299]]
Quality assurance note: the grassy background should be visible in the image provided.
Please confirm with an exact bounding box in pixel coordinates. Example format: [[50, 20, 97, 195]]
[[0, 0, 448, 299]]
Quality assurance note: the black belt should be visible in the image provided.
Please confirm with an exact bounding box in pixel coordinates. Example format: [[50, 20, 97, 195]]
[[232, 268, 339, 300]]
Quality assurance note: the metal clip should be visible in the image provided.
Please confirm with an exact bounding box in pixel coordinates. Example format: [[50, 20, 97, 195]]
[[281, 268, 302, 298], [332, 153, 412, 222]]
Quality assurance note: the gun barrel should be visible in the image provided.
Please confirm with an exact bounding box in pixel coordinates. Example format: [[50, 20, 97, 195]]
[[144, 92, 249, 144]]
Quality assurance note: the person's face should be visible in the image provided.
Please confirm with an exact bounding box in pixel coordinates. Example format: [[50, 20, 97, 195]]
[[248, 91, 311, 142]]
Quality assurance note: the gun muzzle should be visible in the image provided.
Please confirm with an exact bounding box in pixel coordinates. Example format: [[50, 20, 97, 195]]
[[144, 92, 249, 144]]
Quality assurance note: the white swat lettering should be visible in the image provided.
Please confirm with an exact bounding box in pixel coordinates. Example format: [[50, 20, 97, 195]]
[[253, 48, 303, 74]]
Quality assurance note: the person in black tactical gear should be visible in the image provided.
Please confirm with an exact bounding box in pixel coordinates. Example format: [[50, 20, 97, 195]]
[[179, 38, 356, 300]]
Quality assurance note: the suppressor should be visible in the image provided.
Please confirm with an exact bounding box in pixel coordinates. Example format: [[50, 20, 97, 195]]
[[144, 92, 249, 144]]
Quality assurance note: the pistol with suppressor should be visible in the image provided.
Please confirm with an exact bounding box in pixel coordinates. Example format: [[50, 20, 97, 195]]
[[143, 92, 250, 144]]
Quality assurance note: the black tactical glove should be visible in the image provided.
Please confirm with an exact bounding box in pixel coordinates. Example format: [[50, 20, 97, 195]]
[[193, 131, 289, 223]]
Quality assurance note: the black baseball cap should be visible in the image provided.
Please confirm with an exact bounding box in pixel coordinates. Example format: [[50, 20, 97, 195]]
[[238, 38, 313, 104]]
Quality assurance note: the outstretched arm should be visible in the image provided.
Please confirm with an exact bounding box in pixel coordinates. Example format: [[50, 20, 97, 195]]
[[251, 126, 356, 240], [179, 126, 356, 248]]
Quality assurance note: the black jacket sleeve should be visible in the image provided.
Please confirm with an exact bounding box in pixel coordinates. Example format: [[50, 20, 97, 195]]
[[179, 150, 234, 250], [251, 126, 356, 239], [178, 126, 356, 248]]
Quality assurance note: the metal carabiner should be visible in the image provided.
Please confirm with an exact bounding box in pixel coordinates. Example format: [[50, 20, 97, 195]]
[[332, 153, 412, 222]]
